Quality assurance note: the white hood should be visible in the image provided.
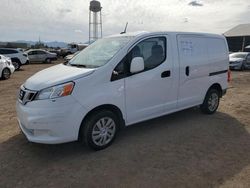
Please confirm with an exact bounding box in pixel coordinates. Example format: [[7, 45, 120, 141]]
[[229, 57, 244, 62], [24, 64, 95, 90]]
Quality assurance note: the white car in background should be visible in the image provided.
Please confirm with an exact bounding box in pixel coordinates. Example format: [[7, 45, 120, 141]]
[[26, 49, 57, 63], [0, 55, 15, 80], [229, 52, 250, 70], [0, 48, 29, 70], [64, 51, 80, 62]]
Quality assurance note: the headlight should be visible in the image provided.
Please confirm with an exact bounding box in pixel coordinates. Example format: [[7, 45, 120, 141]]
[[35, 82, 74, 100]]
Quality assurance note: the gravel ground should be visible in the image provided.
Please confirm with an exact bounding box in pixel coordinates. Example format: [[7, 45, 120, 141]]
[[0, 60, 250, 188]]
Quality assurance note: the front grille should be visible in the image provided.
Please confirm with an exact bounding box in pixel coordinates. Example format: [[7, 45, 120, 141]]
[[19, 86, 37, 105]]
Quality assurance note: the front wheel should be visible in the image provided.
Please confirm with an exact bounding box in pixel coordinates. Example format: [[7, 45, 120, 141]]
[[81, 110, 119, 150], [45, 58, 51, 63], [1, 68, 11, 80], [200, 89, 220, 114]]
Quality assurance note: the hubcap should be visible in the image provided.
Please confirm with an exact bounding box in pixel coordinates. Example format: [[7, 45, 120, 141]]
[[92, 117, 116, 146], [207, 93, 219, 112]]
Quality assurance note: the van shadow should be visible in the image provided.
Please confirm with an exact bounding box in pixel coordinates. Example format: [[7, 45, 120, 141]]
[[1, 108, 250, 187]]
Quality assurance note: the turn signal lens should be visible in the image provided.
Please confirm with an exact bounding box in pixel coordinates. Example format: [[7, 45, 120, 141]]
[[61, 83, 74, 96]]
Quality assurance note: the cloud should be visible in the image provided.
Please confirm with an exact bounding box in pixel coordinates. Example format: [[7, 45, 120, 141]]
[[58, 8, 71, 13], [75, 29, 83, 33], [57, 8, 72, 17], [0, 0, 249, 42], [183, 17, 189, 23], [188, 1, 203, 6]]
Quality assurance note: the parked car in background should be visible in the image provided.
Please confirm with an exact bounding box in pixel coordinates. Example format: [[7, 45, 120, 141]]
[[26, 49, 57, 63], [0, 55, 15, 80], [64, 51, 80, 62], [0, 48, 29, 70], [48, 49, 60, 57], [229, 52, 250, 70], [61, 43, 88, 57]]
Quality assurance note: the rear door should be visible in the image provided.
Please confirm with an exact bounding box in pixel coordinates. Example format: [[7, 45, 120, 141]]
[[124, 35, 178, 124], [177, 35, 209, 108], [36, 50, 47, 61], [28, 51, 38, 62]]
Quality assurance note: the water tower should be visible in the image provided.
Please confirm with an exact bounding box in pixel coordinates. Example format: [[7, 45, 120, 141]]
[[89, 0, 102, 43]]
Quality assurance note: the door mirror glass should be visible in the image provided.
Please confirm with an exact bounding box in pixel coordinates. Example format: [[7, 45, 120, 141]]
[[130, 57, 144, 73]]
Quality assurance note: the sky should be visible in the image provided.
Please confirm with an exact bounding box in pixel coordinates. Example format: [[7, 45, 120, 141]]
[[0, 0, 250, 43]]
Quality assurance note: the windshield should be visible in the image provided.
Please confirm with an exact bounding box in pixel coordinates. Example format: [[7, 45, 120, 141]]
[[68, 36, 133, 68], [230, 53, 248, 59]]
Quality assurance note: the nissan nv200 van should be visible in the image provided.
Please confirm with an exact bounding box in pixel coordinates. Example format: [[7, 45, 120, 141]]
[[16, 31, 229, 150]]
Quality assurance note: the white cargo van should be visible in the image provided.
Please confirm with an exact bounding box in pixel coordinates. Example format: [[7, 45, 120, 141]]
[[16, 31, 229, 150]]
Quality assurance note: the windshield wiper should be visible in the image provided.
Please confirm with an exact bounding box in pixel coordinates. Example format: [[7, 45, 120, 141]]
[[69, 63, 100, 68], [69, 64, 87, 68]]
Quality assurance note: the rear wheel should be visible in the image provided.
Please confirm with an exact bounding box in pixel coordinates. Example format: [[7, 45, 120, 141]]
[[81, 110, 119, 150], [200, 89, 220, 114], [1, 68, 11, 80]]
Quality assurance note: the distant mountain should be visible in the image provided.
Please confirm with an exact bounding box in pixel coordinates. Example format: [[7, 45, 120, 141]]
[[15, 40, 68, 48], [45, 41, 68, 48]]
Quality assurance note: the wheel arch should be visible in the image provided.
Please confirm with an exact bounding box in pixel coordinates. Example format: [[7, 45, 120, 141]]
[[44, 58, 51, 62], [207, 83, 223, 98], [78, 104, 125, 140]]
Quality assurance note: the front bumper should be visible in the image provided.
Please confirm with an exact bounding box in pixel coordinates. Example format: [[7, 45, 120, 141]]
[[24, 60, 30, 65], [16, 96, 87, 144], [9, 65, 15, 73]]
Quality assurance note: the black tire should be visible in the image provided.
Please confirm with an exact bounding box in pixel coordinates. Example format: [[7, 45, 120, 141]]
[[12, 59, 21, 70], [200, 89, 220, 114], [81, 110, 119, 150], [45, 58, 52, 63], [1, 68, 11, 80]]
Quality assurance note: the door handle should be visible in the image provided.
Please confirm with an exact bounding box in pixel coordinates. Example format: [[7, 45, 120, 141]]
[[161, 70, 171, 78], [185, 66, 190, 76]]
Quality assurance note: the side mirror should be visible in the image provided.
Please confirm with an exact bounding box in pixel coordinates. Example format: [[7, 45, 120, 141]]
[[130, 57, 144, 73]]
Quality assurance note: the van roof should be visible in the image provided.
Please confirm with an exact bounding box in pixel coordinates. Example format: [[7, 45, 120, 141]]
[[108, 31, 224, 39]]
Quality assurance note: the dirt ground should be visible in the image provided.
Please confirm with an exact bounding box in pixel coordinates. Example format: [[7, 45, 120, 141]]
[[0, 60, 250, 188]]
